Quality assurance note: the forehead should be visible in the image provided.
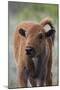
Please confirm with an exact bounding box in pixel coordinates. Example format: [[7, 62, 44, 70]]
[[17, 21, 45, 34]]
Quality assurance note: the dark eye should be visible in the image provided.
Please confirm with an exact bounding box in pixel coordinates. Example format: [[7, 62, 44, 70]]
[[38, 33, 43, 39], [39, 34, 43, 39]]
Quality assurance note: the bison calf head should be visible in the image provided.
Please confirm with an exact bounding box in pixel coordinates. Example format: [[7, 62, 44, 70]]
[[18, 18, 55, 59]]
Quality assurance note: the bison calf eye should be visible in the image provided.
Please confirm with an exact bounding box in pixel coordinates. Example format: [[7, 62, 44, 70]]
[[38, 33, 44, 39]]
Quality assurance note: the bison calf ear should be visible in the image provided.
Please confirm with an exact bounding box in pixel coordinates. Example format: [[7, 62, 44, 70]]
[[45, 29, 56, 43], [19, 28, 26, 37], [45, 29, 55, 37]]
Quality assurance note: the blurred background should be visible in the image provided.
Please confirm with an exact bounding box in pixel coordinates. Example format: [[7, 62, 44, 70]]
[[8, 1, 58, 89]]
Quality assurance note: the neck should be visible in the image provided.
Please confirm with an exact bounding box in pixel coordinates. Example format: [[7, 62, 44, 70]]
[[32, 43, 49, 78]]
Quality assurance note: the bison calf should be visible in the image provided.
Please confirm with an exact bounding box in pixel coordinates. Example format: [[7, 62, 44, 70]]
[[13, 17, 55, 87]]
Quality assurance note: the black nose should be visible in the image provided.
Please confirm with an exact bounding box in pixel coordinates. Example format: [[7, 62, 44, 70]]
[[25, 46, 34, 55]]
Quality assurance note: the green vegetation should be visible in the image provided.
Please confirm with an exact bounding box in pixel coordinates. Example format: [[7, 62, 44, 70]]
[[16, 3, 58, 23]]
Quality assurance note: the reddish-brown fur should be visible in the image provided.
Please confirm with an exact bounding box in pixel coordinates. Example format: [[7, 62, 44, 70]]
[[13, 18, 55, 87]]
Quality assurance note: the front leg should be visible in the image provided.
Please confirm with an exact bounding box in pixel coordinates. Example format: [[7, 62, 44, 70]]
[[39, 66, 47, 87], [17, 67, 28, 88], [46, 58, 52, 86]]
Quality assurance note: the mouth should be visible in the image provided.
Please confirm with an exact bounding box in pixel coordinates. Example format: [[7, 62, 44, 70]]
[[25, 51, 36, 58]]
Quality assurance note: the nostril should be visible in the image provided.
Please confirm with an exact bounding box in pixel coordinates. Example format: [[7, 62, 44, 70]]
[[25, 47, 33, 55], [28, 48, 32, 51], [25, 48, 32, 52]]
